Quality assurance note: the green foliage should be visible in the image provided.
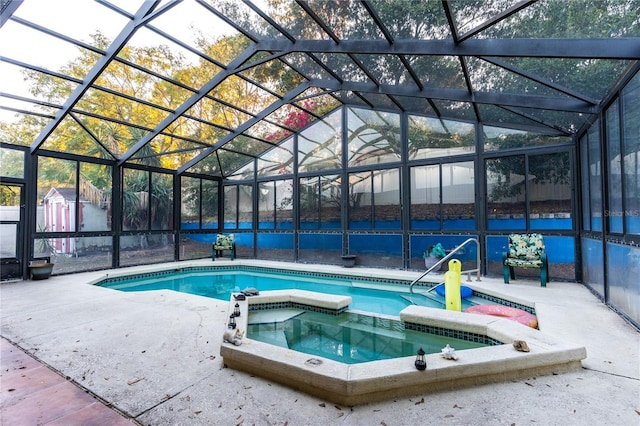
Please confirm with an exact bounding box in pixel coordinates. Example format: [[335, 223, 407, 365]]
[[0, 115, 49, 147], [121, 169, 148, 230], [0, 148, 25, 179], [425, 243, 446, 259], [347, 109, 401, 165], [487, 152, 571, 201], [0, 185, 20, 206], [408, 117, 475, 152], [36, 157, 76, 201]]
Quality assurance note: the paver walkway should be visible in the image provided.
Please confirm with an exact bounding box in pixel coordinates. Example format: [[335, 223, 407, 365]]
[[1, 337, 134, 425]]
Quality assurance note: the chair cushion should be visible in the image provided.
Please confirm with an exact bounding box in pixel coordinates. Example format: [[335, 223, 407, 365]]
[[508, 233, 545, 260], [214, 233, 234, 249]]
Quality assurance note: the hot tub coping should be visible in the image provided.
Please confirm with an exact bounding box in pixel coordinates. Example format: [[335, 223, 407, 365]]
[[245, 289, 352, 312], [221, 290, 586, 406]]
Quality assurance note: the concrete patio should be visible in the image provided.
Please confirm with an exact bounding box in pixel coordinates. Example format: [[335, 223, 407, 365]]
[[1, 259, 638, 425]]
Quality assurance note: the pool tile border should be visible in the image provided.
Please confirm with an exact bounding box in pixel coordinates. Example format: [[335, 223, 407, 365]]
[[404, 322, 502, 346], [93, 264, 535, 315], [249, 301, 348, 316]]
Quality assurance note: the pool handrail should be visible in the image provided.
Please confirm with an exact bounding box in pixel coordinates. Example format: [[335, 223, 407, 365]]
[[409, 238, 481, 294]]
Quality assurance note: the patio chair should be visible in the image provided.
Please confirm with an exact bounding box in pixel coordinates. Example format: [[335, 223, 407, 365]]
[[212, 233, 235, 261], [503, 233, 548, 287]]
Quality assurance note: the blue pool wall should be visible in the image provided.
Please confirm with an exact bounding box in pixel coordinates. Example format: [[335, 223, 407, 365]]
[[181, 218, 575, 263], [180, 219, 577, 278], [485, 235, 575, 264]]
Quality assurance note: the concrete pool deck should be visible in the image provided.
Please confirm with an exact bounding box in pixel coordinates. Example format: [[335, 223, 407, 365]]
[[1, 259, 639, 425]]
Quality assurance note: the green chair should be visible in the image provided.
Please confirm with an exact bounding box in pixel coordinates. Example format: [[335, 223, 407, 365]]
[[212, 233, 235, 261], [503, 233, 548, 287]]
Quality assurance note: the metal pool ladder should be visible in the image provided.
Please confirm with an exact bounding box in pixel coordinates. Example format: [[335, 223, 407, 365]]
[[409, 237, 481, 294]]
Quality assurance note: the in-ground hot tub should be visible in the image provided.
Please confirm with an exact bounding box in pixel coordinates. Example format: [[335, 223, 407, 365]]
[[220, 290, 587, 406], [247, 309, 492, 364]]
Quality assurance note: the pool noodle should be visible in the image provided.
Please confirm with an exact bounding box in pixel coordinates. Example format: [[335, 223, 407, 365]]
[[445, 259, 462, 312]]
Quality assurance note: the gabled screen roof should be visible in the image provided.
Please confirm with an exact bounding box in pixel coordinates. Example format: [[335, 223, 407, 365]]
[[1, 0, 638, 176]]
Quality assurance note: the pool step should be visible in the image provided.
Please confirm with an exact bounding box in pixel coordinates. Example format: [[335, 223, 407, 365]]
[[248, 308, 304, 324], [249, 315, 408, 357], [401, 292, 480, 310], [294, 314, 406, 340], [401, 292, 445, 308]]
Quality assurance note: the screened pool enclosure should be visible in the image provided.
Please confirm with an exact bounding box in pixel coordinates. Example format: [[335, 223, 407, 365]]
[[0, 0, 638, 327]]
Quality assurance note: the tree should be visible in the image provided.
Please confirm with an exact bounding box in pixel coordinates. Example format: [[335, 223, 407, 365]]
[[487, 152, 571, 202]]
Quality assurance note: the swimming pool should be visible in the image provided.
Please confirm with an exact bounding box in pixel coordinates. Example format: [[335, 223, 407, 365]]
[[92, 262, 584, 405], [97, 266, 480, 316]]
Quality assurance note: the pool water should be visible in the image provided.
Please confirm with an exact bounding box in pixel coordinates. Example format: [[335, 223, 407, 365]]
[[247, 310, 488, 364], [100, 269, 429, 315]]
